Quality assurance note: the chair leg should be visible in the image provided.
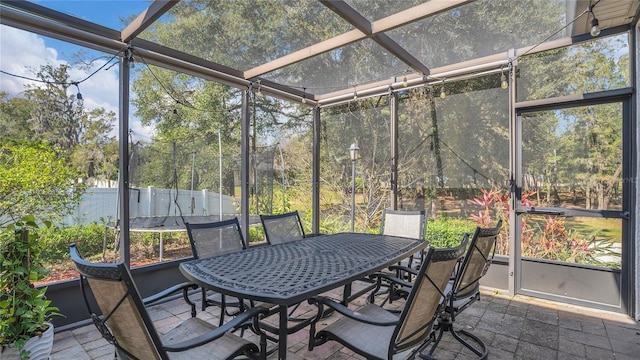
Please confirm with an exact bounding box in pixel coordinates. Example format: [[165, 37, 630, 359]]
[[183, 287, 196, 318], [418, 315, 488, 359], [451, 328, 487, 358], [200, 288, 207, 311]]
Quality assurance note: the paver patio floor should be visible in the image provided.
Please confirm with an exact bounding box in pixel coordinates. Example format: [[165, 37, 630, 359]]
[[51, 287, 640, 359]]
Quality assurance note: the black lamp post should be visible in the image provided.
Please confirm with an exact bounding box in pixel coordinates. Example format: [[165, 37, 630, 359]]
[[349, 143, 359, 232]]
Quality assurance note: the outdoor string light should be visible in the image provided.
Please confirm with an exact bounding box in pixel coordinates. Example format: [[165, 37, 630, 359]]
[[256, 80, 263, 98], [500, 66, 509, 89], [73, 83, 83, 106], [439, 79, 446, 99], [301, 87, 307, 104], [125, 47, 135, 68], [589, 3, 601, 37]]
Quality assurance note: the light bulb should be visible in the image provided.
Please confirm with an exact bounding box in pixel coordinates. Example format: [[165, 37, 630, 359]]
[[353, 92, 358, 101], [125, 48, 135, 68], [590, 18, 600, 37], [402, 76, 408, 87], [439, 80, 446, 99], [76, 92, 84, 106], [301, 97, 306, 104], [256, 81, 263, 98], [500, 73, 509, 89]]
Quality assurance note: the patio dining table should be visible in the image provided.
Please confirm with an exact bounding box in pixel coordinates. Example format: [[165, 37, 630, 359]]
[[179, 232, 428, 359]]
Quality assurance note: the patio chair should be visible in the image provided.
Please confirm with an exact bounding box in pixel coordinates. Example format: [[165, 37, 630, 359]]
[[259, 211, 315, 322], [260, 210, 307, 245], [420, 220, 502, 359], [380, 209, 427, 265], [367, 209, 428, 305], [367, 233, 469, 309], [308, 239, 468, 360], [70, 243, 270, 360], [186, 218, 247, 325]]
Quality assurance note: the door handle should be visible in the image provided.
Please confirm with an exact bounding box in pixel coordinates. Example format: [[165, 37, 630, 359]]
[[526, 207, 565, 216]]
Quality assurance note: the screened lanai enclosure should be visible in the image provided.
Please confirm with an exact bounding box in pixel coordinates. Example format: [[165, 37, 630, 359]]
[[0, 0, 639, 327]]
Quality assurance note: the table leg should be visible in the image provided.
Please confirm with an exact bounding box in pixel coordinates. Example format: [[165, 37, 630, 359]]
[[278, 305, 288, 359], [342, 283, 352, 305]]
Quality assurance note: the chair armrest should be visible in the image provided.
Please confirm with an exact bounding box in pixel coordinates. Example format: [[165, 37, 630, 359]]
[[388, 264, 418, 276], [163, 304, 271, 352], [143, 282, 198, 306], [309, 296, 398, 326], [370, 272, 413, 289]]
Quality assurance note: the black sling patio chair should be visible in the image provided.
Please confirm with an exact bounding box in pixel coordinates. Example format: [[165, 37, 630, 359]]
[[307, 239, 468, 360], [419, 220, 503, 359], [186, 218, 248, 326], [260, 210, 308, 245], [259, 210, 316, 322], [70, 243, 270, 360]]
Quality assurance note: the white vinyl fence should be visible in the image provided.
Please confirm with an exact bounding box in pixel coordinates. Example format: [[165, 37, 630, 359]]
[[61, 186, 238, 227]]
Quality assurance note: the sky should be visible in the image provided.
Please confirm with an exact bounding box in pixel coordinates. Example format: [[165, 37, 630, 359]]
[[0, 1, 154, 139]]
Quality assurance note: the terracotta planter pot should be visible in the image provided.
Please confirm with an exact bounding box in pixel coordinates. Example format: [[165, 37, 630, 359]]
[[0, 323, 54, 360]]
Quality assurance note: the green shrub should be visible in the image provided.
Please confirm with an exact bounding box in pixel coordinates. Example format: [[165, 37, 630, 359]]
[[426, 217, 475, 248], [38, 223, 107, 263], [248, 226, 265, 243], [318, 214, 351, 234]]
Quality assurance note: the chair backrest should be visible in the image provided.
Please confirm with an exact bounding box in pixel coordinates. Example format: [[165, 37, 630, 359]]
[[392, 239, 468, 353], [454, 220, 503, 299], [379, 209, 427, 240], [260, 210, 306, 245], [70, 243, 165, 360], [186, 217, 246, 259]]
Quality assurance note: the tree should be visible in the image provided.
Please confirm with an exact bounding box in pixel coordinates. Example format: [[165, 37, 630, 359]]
[[71, 107, 118, 186], [519, 35, 628, 210], [0, 92, 35, 140], [0, 139, 85, 227], [23, 64, 84, 154], [8, 64, 119, 185]]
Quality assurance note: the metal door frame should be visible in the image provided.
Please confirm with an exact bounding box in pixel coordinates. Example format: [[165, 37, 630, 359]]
[[511, 88, 634, 315]]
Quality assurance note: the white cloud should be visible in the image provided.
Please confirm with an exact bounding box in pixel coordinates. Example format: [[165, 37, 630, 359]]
[[0, 26, 64, 95]]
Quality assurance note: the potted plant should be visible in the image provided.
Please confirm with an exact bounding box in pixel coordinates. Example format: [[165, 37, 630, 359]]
[[0, 215, 60, 359]]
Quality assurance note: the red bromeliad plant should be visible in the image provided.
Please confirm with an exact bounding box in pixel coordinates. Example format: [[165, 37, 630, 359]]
[[468, 189, 600, 264], [468, 189, 525, 255]]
